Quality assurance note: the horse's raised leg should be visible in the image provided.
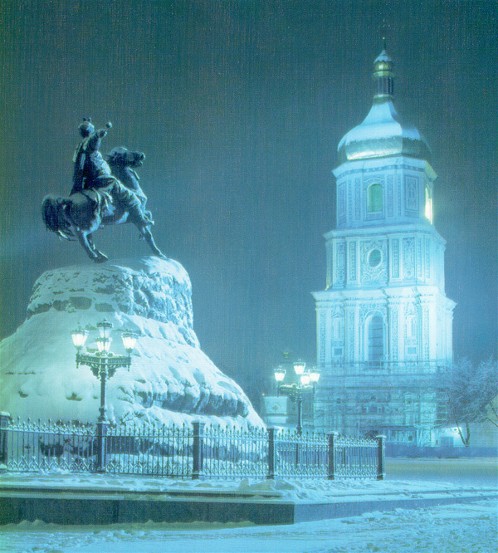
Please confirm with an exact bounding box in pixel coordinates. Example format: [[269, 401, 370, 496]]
[[87, 234, 109, 262], [77, 231, 108, 263], [138, 225, 167, 259]]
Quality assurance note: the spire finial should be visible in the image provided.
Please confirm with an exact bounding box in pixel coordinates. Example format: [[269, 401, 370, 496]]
[[380, 18, 391, 52], [373, 44, 394, 101]]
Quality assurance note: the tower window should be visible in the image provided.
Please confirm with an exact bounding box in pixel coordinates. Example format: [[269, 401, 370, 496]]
[[367, 183, 383, 213], [367, 314, 384, 364]]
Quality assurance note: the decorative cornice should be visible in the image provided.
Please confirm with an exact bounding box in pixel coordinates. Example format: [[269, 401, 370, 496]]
[[333, 158, 436, 180]]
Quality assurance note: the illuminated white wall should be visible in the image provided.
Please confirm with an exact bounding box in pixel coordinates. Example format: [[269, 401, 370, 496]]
[[313, 153, 455, 445]]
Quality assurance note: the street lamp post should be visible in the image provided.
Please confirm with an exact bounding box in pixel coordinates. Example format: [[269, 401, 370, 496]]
[[273, 360, 320, 434], [71, 320, 137, 472]]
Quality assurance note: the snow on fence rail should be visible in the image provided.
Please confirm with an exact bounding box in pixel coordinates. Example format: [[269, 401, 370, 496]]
[[0, 413, 385, 480]]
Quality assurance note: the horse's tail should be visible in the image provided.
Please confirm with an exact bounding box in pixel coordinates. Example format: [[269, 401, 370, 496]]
[[41, 194, 74, 239], [41, 195, 60, 232]]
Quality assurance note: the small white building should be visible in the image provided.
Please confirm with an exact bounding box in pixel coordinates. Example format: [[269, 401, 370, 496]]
[[313, 50, 455, 446]]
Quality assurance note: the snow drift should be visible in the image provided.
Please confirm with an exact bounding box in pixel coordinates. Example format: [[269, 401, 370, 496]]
[[0, 256, 263, 429]]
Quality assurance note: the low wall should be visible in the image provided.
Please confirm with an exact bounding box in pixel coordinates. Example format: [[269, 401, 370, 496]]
[[386, 444, 498, 458], [1, 486, 496, 526]]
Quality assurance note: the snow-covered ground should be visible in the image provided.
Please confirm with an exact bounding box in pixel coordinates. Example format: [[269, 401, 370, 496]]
[[1, 458, 497, 553]]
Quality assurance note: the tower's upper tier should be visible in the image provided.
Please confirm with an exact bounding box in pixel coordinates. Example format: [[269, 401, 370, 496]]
[[337, 50, 431, 164]]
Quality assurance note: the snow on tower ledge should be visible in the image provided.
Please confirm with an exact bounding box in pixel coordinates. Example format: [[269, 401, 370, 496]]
[[0, 256, 264, 429]]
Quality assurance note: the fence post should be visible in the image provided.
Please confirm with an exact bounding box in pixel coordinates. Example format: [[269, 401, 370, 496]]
[[192, 421, 205, 480], [267, 427, 276, 479], [376, 435, 386, 480], [0, 412, 11, 469], [327, 432, 337, 480], [96, 419, 108, 473]]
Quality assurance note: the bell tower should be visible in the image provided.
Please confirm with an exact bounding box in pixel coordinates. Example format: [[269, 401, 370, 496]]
[[313, 49, 455, 446]]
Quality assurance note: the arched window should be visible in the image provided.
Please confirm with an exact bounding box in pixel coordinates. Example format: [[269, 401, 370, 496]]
[[332, 317, 344, 340], [368, 315, 384, 363], [424, 186, 433, 223], [367, 183, 383, 213], [406, 315, 416, 339]]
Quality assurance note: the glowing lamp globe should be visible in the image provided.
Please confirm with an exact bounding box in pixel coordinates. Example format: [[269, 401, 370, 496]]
[[96, 337, 111, 353], [293, 360, 306, 376], [300, 373, 311, 386], [274, 366, 286, 383], [121, 332, 137, 352], [71, 328, 88, 350], [309, 367, 321, 383]]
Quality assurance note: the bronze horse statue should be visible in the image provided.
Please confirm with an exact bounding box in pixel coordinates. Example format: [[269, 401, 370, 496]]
[[42, 147, 165, 263]]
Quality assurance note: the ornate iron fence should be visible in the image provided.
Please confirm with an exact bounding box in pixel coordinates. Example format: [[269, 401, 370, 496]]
[[0, 412, 384, 480]]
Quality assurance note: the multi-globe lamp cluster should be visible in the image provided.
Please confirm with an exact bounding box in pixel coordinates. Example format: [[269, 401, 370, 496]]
[[70, 319, 138, 472], [273, 360, 320, 434]]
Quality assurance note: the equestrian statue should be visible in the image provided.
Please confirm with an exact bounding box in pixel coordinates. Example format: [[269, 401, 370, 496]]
[[42, 118, 165, 263]]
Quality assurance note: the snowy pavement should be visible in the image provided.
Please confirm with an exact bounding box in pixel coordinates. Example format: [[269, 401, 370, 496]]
[[1, 471, 496, 510]]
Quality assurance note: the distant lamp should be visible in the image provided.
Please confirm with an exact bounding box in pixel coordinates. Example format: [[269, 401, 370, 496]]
[[293, 360, 306, 376], [271, 357, 319, 434], [300, 373, 311, 386], [274, 366, 286, 383], [309, 367, 321, 384]]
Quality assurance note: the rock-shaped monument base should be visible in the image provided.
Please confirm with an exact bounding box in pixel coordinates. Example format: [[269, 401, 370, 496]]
[[0, 257, 263, 429]]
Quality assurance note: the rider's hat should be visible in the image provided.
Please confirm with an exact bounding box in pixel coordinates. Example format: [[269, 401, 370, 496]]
[[78, 117, 95, 136]]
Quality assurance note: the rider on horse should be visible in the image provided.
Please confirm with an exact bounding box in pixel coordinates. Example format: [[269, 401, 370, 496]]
[[71, 118, 152, 226]]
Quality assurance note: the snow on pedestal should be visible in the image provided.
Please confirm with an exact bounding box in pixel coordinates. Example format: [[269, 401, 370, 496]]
[[0, 256, 263, 429]]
